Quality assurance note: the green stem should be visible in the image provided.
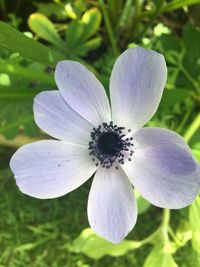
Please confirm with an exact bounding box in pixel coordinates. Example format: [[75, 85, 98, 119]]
[[126, 210, 172, 249], [184, 113, 200, 142], [136, 209, 171, 247], [162, 209, 170, 226], [99, 0, 119, 56], [161, 209, 170, 243], [176, 107, 193, 134], [140, 228, 161, 246], [168, 226, 183, 246]]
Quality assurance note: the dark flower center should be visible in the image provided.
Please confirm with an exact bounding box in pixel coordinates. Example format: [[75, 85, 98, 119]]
[[98, 132, 123, 156], [88, 121, 134, 169]]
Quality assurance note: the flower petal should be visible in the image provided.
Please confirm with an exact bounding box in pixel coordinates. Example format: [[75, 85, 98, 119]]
[[122, 127, 200, 209], [87, 166, 137, 243], [34, 91, 93, 146], [55, 61, 111, 126], [110, 47, 167, 131], [10, 140, 97, 199]]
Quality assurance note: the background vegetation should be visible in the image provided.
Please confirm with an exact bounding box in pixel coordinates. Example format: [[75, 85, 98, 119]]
[[0, 0, 200, 266]]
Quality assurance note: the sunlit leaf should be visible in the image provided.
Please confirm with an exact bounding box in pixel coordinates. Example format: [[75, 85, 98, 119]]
[[144, 246, 178, 267], [191, 230, 200, 253], [175, 220, 192, 246], [65, 3, 78, 19], [189, 195, 200, 229], [28, 13, 64, 47], [81, 8, 102, 41], [189, 195, 200, 253], [69, 228, 141, 259], [192, 148, 200, 162]]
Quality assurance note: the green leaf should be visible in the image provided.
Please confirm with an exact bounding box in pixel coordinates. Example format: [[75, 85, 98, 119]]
[[0, 59, 55, 86], [81, 8, 102, 41], [83, 37, 101, 50], [192, 148, 200, 162], [163, 0, 200, 12], [191, 230, 200, 253], [135, 190, 151, 215], [175, 220, 192, 246], [189, 195, 200, 253], [69, 228, 141, 259], [182, 23, 200, 81], [65, 20, 84, 51], [160, 88, 192, 110], [65, 8, 101, 57], [0, 54, 49, 139], [119, 0, 135, 29], [0, 73, 10, 86], [65, 3, 78, 19], [189, 194, 200, 230], [144, 247, 178, 267], [0, 112, 34, 139], [28, 13, 63, 47], [36, 2, 68, 20], [191, 138, 200, 162], [0, 21, 63, 66], [155, 34, 181, 52], [73, 37, 102, 56]]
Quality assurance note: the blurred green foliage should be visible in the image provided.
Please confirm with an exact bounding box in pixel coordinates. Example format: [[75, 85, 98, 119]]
[[0, 0, 200, 266]]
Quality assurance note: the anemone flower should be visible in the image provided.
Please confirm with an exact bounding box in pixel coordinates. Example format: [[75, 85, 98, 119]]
[[10, 47, 200, 243]]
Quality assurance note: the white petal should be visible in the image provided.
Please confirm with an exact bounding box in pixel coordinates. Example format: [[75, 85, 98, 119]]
[[10, 140, 97, 199], [87, 166, 137, 243], [55, 61, 111, 126], [34, 91, 92, 146], [110, 47, 167, 131], [122, 127, 200, 209]]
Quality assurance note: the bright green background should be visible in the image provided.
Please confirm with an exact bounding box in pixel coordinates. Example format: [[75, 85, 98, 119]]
[[0, 0, 200, 266]]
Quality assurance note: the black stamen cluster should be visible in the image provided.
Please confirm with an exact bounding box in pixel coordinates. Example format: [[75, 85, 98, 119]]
[[88, 121, 134, 169]]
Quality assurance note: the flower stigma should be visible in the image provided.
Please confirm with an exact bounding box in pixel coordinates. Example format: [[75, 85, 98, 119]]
[[88, 121, 134, 169]]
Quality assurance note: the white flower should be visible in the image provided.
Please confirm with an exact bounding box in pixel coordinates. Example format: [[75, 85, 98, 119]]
[[10, 47, 200, 243]]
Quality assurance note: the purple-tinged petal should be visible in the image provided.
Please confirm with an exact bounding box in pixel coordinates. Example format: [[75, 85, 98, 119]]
[[10, 140, 97, 199], [55, 61, 111, 126], [110, 47, 167, 131], [132, 127, 189, 149], [122, 128, 200, 209], [87, 166, 137, 243], [34, 91, 92, 146]]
